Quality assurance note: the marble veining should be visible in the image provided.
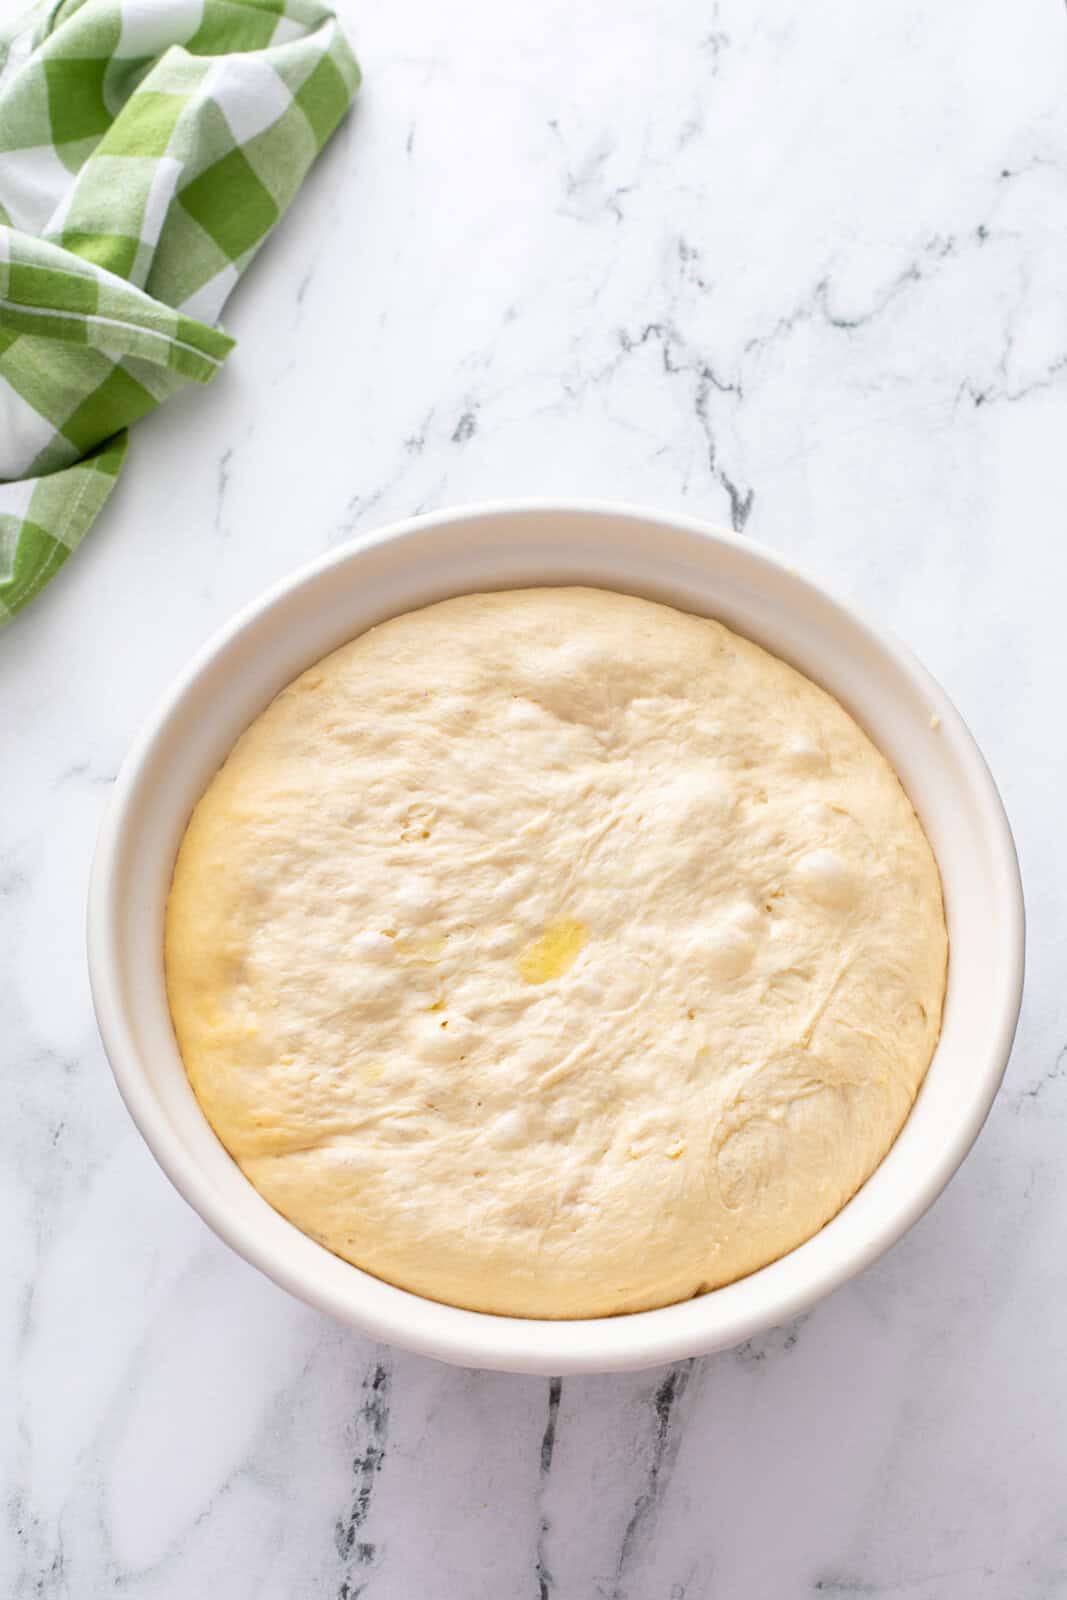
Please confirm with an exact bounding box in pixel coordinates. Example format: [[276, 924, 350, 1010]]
[[4, 0, 1067, 1593], [334, 1360, 390, 1595]]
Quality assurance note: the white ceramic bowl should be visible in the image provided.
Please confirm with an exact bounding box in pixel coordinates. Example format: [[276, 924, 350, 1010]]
[[88, 502, 1024, 1374]]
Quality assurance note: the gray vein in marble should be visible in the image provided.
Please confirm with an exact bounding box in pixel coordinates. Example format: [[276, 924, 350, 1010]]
[[555, 312, 753, 530], [692, 369, 752, 532], [740, 180, 1067, 416], [403, 431, 425, 457], [548, 121, 632, 226], [958, 353, 1067, 412], [334, 1357, 391, 1598], [333, 427, 433, 542], [1009, 1042, 1067, 1112], [330, 404, 457, 547], [676, 237, 709, 293], [52, 758, 115, 789], [733, 1312, 808, 1366], [9, 1491, 66, 1600], [817, 225, 980, 335], [451, 408, 478, 444], [701, 32, 729, 70], [814, 1561, 1003, 1595], [534, 1377, 562, 1600], [813, 1578, 878, 1595], [0, 861, 30, 897], [213, 447, 233, 539], [741, 243, 951, 362], [609, 1362, 697, 1599]]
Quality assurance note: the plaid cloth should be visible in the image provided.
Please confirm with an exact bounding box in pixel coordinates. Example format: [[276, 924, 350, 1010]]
[[0, 0, 359, 624]]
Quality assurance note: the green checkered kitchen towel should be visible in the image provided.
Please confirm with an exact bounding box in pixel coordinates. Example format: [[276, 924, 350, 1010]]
[[0, 0, 359, 625]]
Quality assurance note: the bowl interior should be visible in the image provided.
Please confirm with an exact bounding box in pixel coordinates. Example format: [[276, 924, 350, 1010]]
[[89, 504, 1023, 1373]]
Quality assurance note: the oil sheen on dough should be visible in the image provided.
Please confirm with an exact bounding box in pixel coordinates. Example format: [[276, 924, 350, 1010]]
[[165, 588, 947, 1318]]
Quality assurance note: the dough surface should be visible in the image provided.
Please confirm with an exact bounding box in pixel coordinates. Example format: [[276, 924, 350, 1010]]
[[165, 588, 947, 1318]]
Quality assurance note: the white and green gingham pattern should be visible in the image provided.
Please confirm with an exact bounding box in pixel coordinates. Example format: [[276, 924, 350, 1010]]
[[0, 0, 359, 623]]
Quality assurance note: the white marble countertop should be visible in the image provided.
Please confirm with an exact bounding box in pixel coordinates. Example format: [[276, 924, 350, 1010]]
[[5, 0, 1067, 1594]]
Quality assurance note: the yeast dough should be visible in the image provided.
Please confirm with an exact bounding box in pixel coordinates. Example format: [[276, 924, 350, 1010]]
[[165, 588, 947, 1317]]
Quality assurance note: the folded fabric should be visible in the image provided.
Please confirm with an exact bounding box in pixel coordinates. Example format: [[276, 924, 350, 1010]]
[[0, 0, 359, 625]]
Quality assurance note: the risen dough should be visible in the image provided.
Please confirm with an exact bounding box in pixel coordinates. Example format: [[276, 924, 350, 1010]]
[[166, 588, 946, 1318]]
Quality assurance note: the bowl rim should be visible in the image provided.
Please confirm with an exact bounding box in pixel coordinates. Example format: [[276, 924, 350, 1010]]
[[87, 499, 1025, 1372]]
